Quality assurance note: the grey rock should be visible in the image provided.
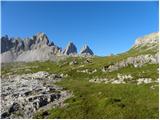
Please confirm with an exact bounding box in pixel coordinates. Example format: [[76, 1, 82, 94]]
[[1, 35, 13, 53], [1, 112, 10, 119], [133, 32, 159, 47], [1, 51, 17, 63], [1, 72, 72, 119], [1, 33, 95, 62], [102, 54, 159, 72], [33, 32, 49, 49], [89, 74, 155, 85], [69, 60, 78, 65], [9, 102, 20, 113], [1, 33, 62, 63], [62, 42, 77, 55], [23, 38, 35, 51], [137, 78, 152, 85], [14, 38, 25, 52], [80, 44, 94, 56]]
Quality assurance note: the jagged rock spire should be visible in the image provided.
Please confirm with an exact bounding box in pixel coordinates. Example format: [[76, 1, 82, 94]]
[[62, 42, 77, 55], [80, 44, 94, 56]]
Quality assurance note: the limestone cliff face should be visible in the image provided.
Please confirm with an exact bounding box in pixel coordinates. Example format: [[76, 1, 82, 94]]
[[133, 32, 159, 47], [80, 44, 94, 56], [1, 33, 95, 63], [1, 32, 62, 63], [62, 42, 77, 55]]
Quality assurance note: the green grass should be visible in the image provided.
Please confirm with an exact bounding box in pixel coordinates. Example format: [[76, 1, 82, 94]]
[[34, 79, 158, 119], [2, 45, 159, 119], [32, 62, 158, 119]]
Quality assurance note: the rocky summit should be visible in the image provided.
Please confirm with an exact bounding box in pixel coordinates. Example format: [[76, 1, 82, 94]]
[[80, 44, 94, 56], [1, 33, 94, 63], [62, 42, 77, 55], [1, 32, 62, 63]]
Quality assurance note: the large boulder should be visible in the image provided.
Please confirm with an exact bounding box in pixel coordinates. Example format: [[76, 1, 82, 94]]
[[9, 102, 20, 113]]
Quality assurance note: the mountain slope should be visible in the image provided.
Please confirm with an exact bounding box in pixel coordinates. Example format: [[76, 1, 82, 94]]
[[1, 32, 159, 119]]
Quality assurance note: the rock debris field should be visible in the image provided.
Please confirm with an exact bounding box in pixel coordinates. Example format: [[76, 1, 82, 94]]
[[1, 71, 72, 119]]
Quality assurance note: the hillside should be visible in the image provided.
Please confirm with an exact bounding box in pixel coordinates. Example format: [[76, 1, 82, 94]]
[[1, 32, 159, 119]]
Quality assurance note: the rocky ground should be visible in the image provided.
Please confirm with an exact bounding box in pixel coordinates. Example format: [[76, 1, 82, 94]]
[[102, 53, 158, 72], [1, 71, 72, 119], [89, 73, 158, 85]]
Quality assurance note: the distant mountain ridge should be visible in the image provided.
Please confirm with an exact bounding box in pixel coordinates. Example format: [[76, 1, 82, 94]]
[[1, 32, 159, 63], [1, 32, 94, 63]]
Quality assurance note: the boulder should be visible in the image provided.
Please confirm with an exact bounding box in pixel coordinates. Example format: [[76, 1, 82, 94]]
[[1, 112, 10, 119], [9, 102, 20, 113]]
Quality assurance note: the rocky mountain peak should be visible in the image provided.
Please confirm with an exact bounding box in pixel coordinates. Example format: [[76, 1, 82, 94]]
[[133, 32, 159, 47], [62, 42, 77, 55], [34, 32, 49, 45], [1, 33, 62, 63], [80, 44, 94, 56], [1, 35, 13, 53]]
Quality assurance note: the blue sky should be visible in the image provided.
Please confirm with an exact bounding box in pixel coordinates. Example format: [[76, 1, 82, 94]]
[[1, 1, 158, 56]]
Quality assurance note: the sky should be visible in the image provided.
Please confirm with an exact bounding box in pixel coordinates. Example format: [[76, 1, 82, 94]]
[[1, 1, 159, 56]]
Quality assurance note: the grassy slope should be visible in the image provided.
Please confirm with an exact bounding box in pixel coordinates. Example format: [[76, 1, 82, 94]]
[[46, 81, 158, 119], [2, 44, 159, 119]]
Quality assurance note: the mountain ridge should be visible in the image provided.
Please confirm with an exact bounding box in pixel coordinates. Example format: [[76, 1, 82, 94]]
[[1, 32, 158, 63], [1, 32, 94, 63]]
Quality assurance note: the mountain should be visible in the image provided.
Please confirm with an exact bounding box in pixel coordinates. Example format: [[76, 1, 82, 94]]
[[1, 33, 95, 63], [62, 42, 77, 55], [80, 44, 94, 56], [1, 32, 63, 62], [1, 32, 159, 119], [98, 32, 159, 83]]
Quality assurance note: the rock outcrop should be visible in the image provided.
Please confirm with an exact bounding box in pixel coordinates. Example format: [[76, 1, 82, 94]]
[[89, 74, 157, 85], [1, 35, 14, 53], [1, 71, 71, 119], [102, 53, 159, 72], [102, 32, 159, 73], [133, 32, 159, 47], [62, 42, 77, 55], [80, 44, 94, 56]]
